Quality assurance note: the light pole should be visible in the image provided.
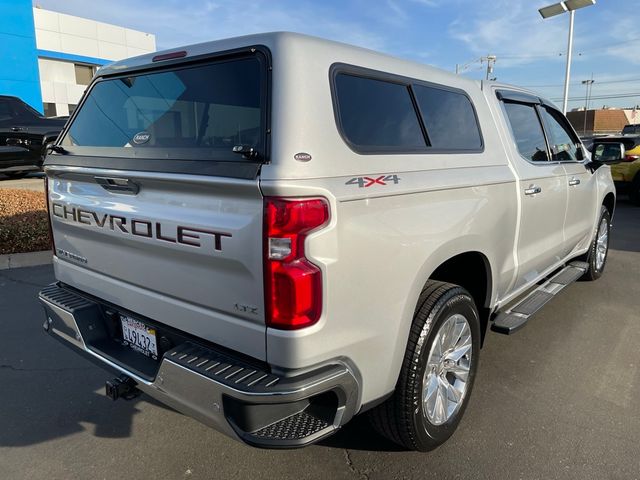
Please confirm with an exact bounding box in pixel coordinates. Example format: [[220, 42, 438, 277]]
[[539, 0, 596, 115], [581, 77, 594, 135]]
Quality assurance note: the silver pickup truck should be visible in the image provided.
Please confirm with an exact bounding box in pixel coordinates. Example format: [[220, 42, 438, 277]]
[[38, 32, 620, 451]]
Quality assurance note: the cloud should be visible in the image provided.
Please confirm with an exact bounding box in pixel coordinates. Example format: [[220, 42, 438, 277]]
[[592, 10, 640, 66], [410, 0, 443, 6], [386, 0, 409, 23], [448, 0, 570, 68], [34, 0, 387, 51]]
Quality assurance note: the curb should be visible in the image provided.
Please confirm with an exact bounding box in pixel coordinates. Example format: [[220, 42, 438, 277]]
[[0, 250, 52, 270]]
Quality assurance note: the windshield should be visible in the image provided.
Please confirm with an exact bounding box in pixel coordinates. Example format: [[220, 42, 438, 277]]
[[598, 136, 640, 150], [15, 98, 44, 118], [622, 125, 640, 135], [60, 55, 265, 161]]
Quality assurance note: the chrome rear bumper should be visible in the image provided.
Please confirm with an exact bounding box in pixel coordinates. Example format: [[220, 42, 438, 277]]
[[38, 283, 359, 448]]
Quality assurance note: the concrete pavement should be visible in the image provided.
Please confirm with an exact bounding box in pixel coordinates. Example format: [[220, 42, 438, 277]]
[[0, 201, 638, 480], [0, 172, 45, 191]]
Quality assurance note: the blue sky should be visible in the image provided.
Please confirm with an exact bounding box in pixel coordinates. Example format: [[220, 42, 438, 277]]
[[35, 0, 640, 109]]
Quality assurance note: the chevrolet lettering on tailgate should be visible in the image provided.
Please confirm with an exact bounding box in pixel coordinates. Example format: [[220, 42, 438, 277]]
[[51, 203, 232, 251]]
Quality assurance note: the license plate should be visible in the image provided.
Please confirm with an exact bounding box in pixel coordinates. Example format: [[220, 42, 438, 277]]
[[120, 315, 158, 359]]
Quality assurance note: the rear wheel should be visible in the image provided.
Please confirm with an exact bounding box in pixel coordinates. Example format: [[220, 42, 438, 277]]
[[368, 281, 481, 451], [581, 205, 611, 281]]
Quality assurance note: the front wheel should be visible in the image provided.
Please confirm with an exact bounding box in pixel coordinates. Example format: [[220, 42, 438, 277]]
[[368, 281, 481, 451], [581, 205, 611, 281]]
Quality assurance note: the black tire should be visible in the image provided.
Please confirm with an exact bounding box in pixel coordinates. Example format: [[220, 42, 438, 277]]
[[581, 205, 611, 281], [629, 176, 640, 206], [2, 171, 29, 179], [368, 281, 481, 451]]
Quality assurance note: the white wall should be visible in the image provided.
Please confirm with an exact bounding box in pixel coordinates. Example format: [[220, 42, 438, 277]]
[[33, 7, 156, 60], [624, 109, 640, 125], [38, 58, 86, 114], [33, 7, 156, 116]]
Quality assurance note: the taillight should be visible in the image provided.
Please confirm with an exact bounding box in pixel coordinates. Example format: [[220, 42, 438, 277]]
[[624, 155, 639, 162], [264, 197, 330, 330], [44, 176, 56, 256]]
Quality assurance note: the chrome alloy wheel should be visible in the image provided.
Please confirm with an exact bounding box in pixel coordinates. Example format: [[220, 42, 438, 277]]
[[422, 314, 472, 426], [595, 217, 609, 271]]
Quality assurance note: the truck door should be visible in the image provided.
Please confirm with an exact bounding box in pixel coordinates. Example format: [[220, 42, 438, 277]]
[[537, 105, 597, 255], [498, 92, 568, 292]]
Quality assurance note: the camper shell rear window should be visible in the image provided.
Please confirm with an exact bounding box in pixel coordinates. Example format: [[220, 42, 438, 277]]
[[58, 51, 269, 167]]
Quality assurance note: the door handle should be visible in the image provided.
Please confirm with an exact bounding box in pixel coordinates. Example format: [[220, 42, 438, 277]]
[[568, 178, 581, 186], [95, 176, 139, 194], [524, 185, 542, 196]]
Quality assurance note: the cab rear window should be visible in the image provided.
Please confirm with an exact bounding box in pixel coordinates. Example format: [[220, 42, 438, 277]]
[[61, 55, 266, 162]]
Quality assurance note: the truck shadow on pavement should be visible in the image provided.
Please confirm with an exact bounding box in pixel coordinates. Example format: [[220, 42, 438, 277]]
[[318, 414, 405, 452], [0, 265, 175, 448], [0, 365, 174, 447]]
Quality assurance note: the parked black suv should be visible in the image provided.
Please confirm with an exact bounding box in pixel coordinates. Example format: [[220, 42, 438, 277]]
[[0, 95, 67, 179]]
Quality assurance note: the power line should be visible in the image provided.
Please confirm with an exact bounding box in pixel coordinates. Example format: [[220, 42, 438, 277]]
[[550, 92, 640, 102], [493, 35, 640, 62], [523, 77, 640, 88], [575, 35, 640, 53]]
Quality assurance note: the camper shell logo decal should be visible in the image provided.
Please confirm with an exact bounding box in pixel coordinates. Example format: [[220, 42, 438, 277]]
[[132, 131, 151, 145]]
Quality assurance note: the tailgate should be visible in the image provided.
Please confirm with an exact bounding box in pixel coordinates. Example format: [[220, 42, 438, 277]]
[[47, 169, 267, 359], [45, 49, 270, 359]]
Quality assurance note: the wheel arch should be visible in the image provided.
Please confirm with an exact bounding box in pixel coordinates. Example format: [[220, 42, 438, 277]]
[[374, 247, 494, 412], [602, 191, 615, 218], [428, 251, 493, 344], [402, 244, 495, 355]]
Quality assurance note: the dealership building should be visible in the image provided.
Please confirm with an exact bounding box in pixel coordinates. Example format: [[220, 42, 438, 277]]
[[0, 1, 156, 116]]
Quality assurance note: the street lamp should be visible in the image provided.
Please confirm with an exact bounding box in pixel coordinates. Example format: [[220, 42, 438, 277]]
[[539, 0, 596, 114], [581, 78, 594, 135]]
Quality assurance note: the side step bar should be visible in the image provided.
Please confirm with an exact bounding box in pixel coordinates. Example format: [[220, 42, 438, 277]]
[[491, 261, 588, 335]]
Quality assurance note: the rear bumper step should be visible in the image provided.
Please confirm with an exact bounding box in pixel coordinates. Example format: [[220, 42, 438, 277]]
[[38, 283, 359, 448], [491, 261, 588, 335]]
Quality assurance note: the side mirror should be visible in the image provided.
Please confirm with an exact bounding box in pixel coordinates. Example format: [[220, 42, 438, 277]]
[[590, 142, 625, 165]]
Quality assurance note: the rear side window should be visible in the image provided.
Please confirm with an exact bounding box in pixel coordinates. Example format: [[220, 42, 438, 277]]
[[332, 69, 483, 154], [334, 74, 426, 151], [503, 102, 549, 162], [61, 56, 265, 161], [413, 85, 482, 150]]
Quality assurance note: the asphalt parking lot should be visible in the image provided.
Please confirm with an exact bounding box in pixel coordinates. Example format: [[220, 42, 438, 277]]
[[0, 201, 638, 480]]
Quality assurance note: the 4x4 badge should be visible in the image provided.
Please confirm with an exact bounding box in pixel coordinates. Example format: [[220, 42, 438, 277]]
[[345, 174, 401, 188]]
